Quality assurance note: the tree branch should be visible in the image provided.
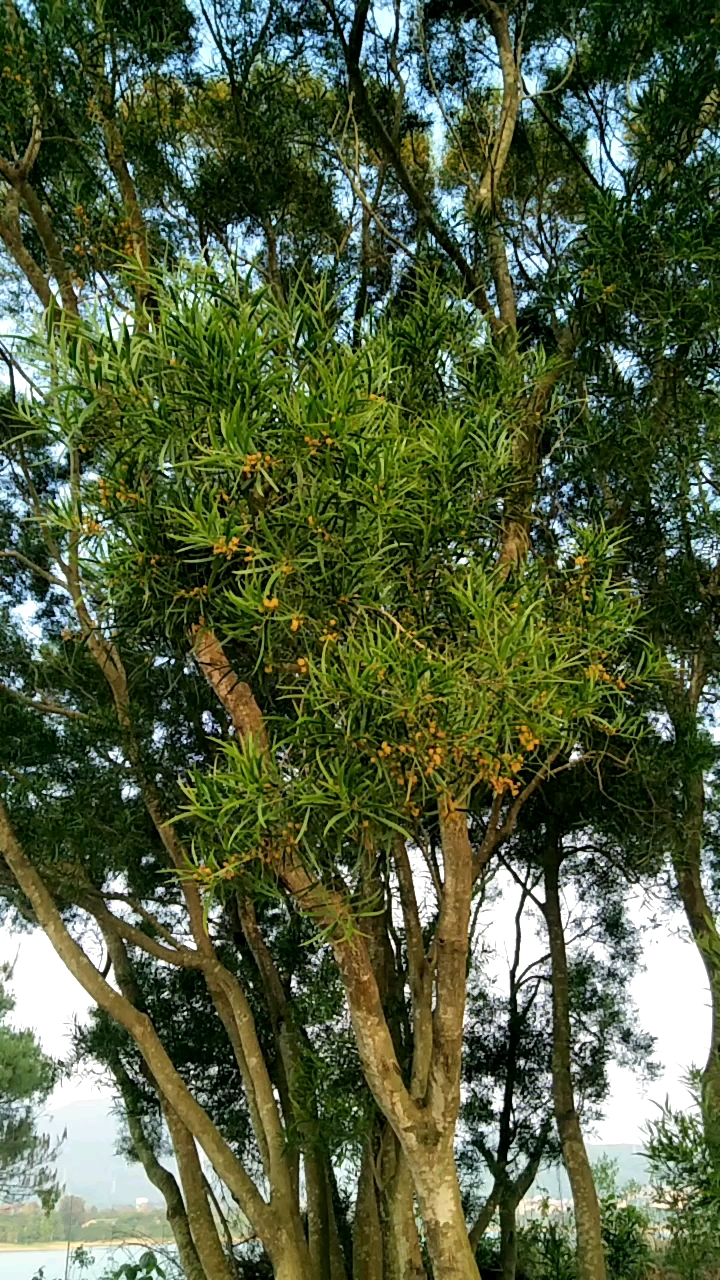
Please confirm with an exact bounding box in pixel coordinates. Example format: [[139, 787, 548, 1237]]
[[0, 187, 54, 309], [393, 838, 433, 1101], [193, 626, 423, 1140], [0, 549, 67, 589], [0, 800, 275, 1241], [321, 0, 502, 330], [0, 681, 90, 721]]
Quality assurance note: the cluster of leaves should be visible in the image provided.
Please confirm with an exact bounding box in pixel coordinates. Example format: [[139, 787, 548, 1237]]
[[0, 0, 196, 299], [475, 1162, 652, 1280], [645, 1077, 720, 1280], [24, 272, 656, 904]]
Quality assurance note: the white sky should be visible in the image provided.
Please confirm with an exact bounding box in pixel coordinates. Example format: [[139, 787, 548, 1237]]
[[0, 897, 708, 1141]]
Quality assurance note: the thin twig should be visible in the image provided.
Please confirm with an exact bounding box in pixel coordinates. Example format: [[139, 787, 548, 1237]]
[[0, 549, 67, 589], [103, 893, 192, 952], [0, 681, 90, 722], [496, 848, 545, 913], [0, 340, 43, 395], [418, 20, 478, 203], [330, 112, 415, 260]]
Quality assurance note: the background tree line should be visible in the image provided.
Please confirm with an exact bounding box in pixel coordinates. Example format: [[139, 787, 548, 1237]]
[[0, 2, 718, 1280]]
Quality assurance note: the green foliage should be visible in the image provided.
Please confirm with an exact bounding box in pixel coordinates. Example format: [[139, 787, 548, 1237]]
[[1, 3, 719, 1276], [473, 1206, 577, 1280], [104, 1250, 165, 1280], [70, 1245, 96, 1274], [594, 1160, 652, 1280], [474, 1162, 653, 1280], [0, 964, 59, 1210], [645, 1078, 720, 1280], [24, 269, 655, 907], [519, 1214, 577, 1280]]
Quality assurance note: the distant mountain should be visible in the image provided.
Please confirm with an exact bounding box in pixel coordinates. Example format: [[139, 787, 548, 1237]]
[[530, 1145, 651, 1201], [41, 1100, 651, 1210], [44, 1099, 166, 1209]]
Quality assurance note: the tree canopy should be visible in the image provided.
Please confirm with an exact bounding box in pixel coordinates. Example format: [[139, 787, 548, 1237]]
[[0, 4, 719, 1280]]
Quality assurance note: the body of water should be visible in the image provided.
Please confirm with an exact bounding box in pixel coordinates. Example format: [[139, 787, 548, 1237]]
[[0, 1244, 160, 1280]]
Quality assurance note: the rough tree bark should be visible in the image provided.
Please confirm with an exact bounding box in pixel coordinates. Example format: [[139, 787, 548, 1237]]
[[236, 897, 347, 1280], [195, 629, 480, 1280], [111, 1059, 207, 1280], [376, 1127, 426, 1280], [361, 856, 426, 1280], [353, 1139, 384, 1280], [669, 675, 720, 1165], [498, 1196, 517, 1280], [163, 1101, 237, 1280], [542, 831, 606, 1280], [0, 114, 79, 315], [0, 801, 314, 1280], [409, 1138, 478, 1280]]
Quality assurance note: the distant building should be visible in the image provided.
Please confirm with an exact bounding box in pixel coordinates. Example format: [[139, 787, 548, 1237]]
[[135, 1197, 149, 1212]]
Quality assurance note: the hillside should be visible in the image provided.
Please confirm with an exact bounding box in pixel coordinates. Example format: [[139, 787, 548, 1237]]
[[41, 1099, 650, 1209], [45, 1100, 165, 1208], [531, 1145, 651, 1202]]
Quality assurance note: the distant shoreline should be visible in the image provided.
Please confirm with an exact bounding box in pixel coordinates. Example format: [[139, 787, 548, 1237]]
[[0, 1239, 162, 1253]]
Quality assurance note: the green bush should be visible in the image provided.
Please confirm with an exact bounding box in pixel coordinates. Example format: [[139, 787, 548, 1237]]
[[519, 1212, 576, 1280], [595, 1158, 653, 1280], [646, 1080, 720, 1280], [474, 1162, 654, 1280]]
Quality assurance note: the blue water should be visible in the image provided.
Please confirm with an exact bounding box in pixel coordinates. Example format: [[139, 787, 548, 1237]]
[[1, 1244, 153, 1280]]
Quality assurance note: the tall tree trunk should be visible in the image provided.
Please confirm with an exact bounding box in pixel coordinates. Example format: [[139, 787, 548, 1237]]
[[327, 1164, 349, 1280], [498, 1193, 518, 1280], [163, 1100, 237, 1280], [671, 745, 720, 1162], [196, 640, 480, 1280], [116, 1075, 206, 1280], [394, 810, 479, 1280], [361, 866, 425, 1280], [354, 1138, 384, 1280], [305, 1145, 348, 1280], [305, 1150, 330, 1280], [377, 1128, 426, 1280], [543, 835, 606, 1280], [0, 801, 315, 1280], [204, 1178, 241, 1280], [235, 897, 347, 1279], [410, 1142, 479, 1280]]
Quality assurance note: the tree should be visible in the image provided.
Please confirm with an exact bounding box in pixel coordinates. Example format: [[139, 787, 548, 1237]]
[[540, 15, 720, 1164], [462, 844, 655, 1280], [0, 268, 649, 1280], [0, 963, 59, 1209], [0, 4, 718, 1279], [463, 874, 559, 1279]]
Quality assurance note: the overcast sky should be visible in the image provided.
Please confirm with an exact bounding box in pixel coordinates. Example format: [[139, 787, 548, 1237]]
[[0, 896, 708, 1144]]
